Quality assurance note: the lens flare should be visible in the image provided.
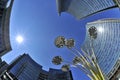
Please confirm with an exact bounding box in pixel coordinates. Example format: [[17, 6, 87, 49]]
[[16, 35, 24, 44]]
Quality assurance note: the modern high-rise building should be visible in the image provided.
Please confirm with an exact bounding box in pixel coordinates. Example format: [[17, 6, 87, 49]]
[[56, 0, 120, 19], [7, 53, 73, 80], [7, 54, 43, 80], [81, 19, 120, 80], [0, 0, 14, 57], [48, 68, 73, 80]]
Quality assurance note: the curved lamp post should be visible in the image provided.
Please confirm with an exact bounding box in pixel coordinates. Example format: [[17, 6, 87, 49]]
[[52, 27, 105, 80]]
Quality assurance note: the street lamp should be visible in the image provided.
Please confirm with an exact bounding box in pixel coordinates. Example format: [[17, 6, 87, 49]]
[[52, 27, 105, 80]]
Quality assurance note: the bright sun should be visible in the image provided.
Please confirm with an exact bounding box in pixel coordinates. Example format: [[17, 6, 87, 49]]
[[16, 35, 24, 43]]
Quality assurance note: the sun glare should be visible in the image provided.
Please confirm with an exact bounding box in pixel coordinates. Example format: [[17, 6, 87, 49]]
[[98, 27, 104, 33], [16, 35, 24, 44]]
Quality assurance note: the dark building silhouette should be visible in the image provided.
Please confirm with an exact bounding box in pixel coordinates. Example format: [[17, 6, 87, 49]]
[[0, 60, 9, 74], [7, 54, 73, 80], [0, 0, 14, 57], [0, 58, 17, 80]]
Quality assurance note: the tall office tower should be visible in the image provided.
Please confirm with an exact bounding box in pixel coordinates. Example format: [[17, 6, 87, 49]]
[[48, 68, 73, 80], [7, 54, 42, 80], [7, 54, 73, 80], [81, 19, 120, 80], [56, 0, 120, 19], [38, 68, 73, 80], [0, 0, 14, 57]]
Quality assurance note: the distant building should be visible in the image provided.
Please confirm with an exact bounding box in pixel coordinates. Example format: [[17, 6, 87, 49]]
[[7, 54, 73, 80], [0, 0, 14, 57], [81, 19, 120, 80], [56, 0, 120, 19], [38, 68, 48, 80], [48, 68, 73, 80]]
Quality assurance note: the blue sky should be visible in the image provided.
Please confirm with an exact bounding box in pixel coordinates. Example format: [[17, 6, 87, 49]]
[[2, 0, 120, 80]]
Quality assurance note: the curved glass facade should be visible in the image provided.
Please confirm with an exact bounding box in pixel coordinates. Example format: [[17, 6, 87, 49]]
[[0, 0, 8, 55], [56, 0, 118, 19], [81, 19, 120, 79], [0, 0, 14, 57]]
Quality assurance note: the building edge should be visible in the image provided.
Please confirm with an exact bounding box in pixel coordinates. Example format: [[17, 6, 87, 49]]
[[56, 0, 119, 20], [0, 0, 14, 57], [81, 18, 120, 79]]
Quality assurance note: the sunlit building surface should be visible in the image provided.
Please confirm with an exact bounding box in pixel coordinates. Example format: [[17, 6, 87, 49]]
[[56, 0, 120, 19], [0, 0, 14, 57], [7, 54, 73, 80], [81, 19, 120, 80]]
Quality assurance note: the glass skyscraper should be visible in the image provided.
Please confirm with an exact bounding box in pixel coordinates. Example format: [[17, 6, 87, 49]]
[[48, 68, 73, 80], [8, 54, 43, 80], [0, 0, 14, 57], [81, 19, 120, 79], [7, 54, 73, 80], [56, 0, 120, 19]]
